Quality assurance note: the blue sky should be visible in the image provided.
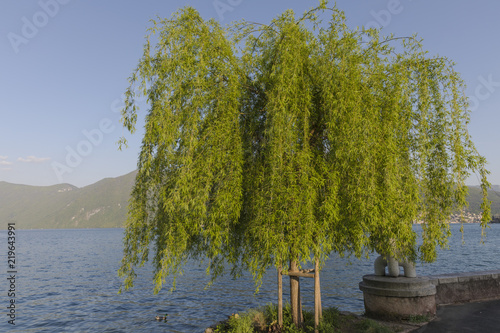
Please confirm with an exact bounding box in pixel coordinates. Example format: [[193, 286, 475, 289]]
[[1, 0, 499, 187]]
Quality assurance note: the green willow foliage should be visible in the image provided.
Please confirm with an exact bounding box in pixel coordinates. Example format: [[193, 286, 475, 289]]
[[118, 4, 491, 293]]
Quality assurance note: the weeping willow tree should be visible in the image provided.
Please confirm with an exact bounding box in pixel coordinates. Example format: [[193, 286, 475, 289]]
[[118, 2, 490, 328]]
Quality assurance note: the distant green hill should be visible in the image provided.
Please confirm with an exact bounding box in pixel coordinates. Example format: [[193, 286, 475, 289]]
[[0, 172, 498, 229], [0, 171, 136, 229], [465, 185, 500, 217]]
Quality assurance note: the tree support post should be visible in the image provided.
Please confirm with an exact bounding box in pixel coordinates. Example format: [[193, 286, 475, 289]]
[[278, 265, 283, 327], [314, 258, 322, 332], [281, 259, 322, 330]]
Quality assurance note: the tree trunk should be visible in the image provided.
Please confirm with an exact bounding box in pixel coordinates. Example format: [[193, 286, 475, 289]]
[[289, 260, 302, 327]]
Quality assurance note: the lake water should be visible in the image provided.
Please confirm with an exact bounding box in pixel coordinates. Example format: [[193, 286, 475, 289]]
[[0, 223, 499, 332]]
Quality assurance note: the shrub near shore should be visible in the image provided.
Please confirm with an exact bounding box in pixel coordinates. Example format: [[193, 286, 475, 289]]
[[208, 304, 394, 333]]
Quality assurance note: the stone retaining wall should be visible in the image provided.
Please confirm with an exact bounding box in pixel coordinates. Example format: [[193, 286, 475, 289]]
[[360, 270, 500, 320], [428, 270, 500, 305]]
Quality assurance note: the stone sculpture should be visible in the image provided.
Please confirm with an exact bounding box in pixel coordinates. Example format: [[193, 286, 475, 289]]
[[374, 254, 416, 278]]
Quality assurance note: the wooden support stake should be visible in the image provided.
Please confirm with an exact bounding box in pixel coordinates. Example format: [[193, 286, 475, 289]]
[[280, 261, 320, 330], [314, 258, 322, 331], [299, 279, 303, 324], [278, 265, 283, 327], [286, 271, 315, 278]]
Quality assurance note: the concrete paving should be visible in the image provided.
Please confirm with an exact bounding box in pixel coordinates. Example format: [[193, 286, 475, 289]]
[[413, 299, 500, 332]]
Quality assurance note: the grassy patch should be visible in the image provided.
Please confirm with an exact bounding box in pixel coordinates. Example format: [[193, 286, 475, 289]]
[[408, 314, 430, 324], [211, 304, 396, 333]]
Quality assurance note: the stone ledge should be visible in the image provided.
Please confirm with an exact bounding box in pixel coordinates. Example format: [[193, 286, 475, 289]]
[[429, 270, 500, 305], [360, 275, 437, 319], [360, 270, 500, 320], [360, 275, 436, 298], [360, 285, 437, 298]]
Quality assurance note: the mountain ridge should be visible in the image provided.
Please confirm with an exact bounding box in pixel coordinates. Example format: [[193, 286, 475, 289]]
[[0, 171, 137, 229], [1, 172, 498, 229]]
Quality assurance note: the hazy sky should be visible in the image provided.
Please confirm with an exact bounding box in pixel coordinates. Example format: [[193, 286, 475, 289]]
[[1, 0, 499, 187]]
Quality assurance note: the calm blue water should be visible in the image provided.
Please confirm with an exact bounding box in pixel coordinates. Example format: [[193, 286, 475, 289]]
[[0, 224, 498, 332]]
